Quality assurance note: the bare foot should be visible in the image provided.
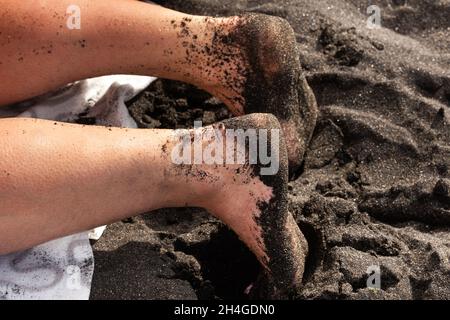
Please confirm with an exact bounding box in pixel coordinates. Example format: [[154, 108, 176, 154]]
[[168, 113, 308, 297], [235, 14, 318, 179], [160, 15, 315, 294], [179, 14, 318, 178], [217, 114, 308, 297]]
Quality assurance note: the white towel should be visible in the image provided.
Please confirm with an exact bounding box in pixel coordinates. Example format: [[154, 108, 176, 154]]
[[0, 75, 156, 300]]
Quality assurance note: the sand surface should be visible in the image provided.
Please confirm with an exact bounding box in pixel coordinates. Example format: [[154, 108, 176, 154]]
[[91, 0, 450, 299]]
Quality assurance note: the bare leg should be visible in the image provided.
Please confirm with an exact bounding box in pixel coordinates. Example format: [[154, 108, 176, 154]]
[[0, 114, 307, 296], [0, 0, 235, 106], [0, 0, 317, 173]]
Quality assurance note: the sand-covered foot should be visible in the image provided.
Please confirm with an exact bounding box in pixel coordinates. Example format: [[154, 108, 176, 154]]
[[196, 14, 318, 178], [235, 14, 318, 178], [198, 113, 308, 298]]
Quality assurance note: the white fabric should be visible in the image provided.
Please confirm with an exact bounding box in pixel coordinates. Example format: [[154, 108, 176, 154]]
[[0, 75, 156, 299], [0, 233, 94, 300]]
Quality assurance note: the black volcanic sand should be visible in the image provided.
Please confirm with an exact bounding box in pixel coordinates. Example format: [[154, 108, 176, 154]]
[[91, 0, 450, 300]]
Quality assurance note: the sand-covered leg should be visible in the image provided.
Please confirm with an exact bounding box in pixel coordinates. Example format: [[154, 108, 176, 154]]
[[0, 114, 307, 297], [1, 1, 317, 179]]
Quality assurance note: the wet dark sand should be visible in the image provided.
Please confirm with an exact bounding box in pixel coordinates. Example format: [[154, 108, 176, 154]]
[[91, 0, 450, 299]]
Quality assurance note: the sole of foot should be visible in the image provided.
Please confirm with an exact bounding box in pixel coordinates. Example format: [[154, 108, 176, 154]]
[[230, 14, 318, 179], [217, 113, 308, 298]]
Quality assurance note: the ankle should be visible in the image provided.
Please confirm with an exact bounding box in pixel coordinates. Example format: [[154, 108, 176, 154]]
[[180, 16, 248, 114], [204, 114, 288, 264]]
